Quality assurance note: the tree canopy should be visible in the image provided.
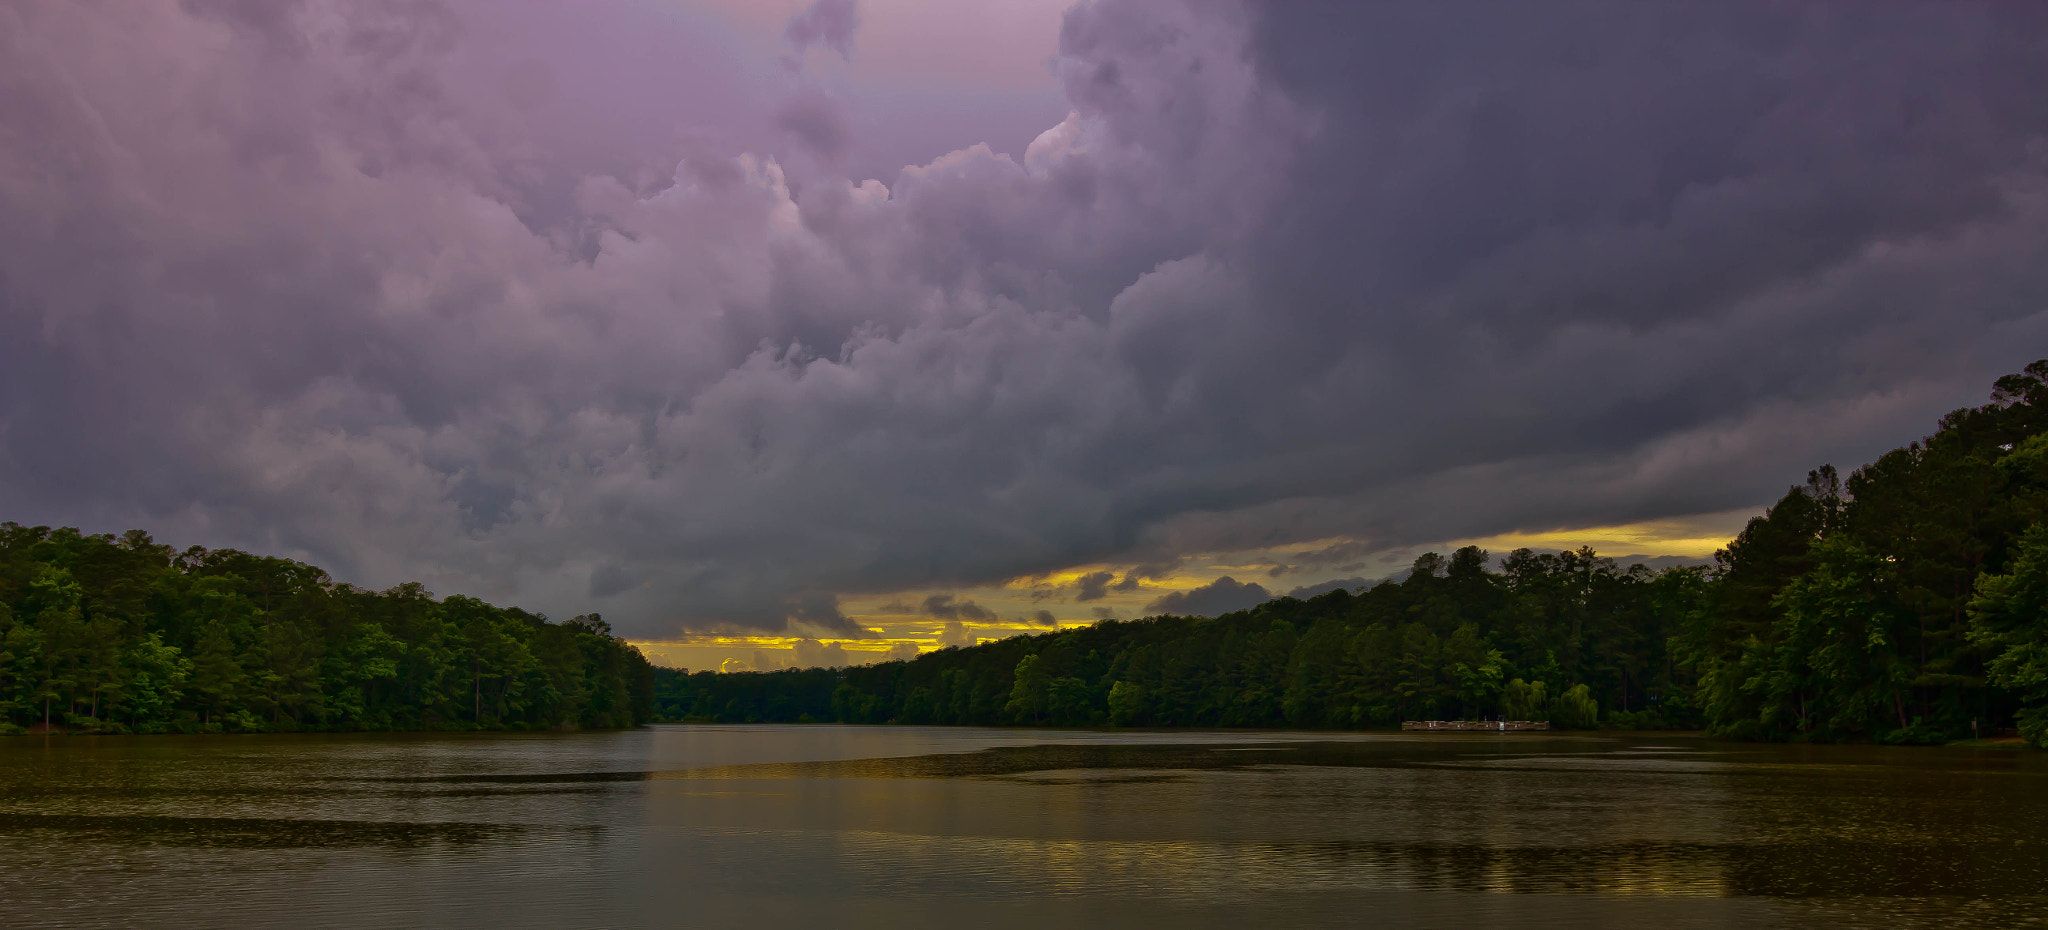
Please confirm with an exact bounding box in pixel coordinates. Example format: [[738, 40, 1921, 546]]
[[0, 529, 654, 734], [655, 542, 1705, 733]]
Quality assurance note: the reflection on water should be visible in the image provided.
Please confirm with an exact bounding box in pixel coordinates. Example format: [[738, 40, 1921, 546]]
[[0, 811, 527, 848], [2, 727, 2043, 928]]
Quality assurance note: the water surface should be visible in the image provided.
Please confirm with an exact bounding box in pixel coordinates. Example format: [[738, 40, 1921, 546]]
[[2, 727, 2043, 928]]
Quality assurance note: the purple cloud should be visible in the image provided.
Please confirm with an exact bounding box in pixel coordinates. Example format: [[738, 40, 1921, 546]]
[[3, 1, 2047, 640], [777, 88, 852, 160], [1144, 577, 1273, 618], [785, 0, 861, 60]]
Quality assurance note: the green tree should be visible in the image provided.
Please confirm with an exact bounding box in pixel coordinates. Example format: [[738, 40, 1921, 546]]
[[1500, 678, 1548, 722], [26, 566, 86, 728], [1970, 525, 2048, 746], [1107, 680, 1147, 726], [1551, 683, 1598, 729], [1768, 540, 1914, 740], [189, 617, 248, 729], [1006, 654, 1048, 723], [120, 635, 191, 731]]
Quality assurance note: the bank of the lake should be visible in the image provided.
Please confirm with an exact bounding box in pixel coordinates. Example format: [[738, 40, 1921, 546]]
[[0, 523, 656, 735]]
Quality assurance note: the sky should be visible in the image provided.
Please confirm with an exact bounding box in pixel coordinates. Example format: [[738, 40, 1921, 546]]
[[4, 0, 2048, 672]]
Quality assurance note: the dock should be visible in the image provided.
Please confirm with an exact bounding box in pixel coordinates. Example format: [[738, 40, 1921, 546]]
[[1401, 720, 1549, 731]]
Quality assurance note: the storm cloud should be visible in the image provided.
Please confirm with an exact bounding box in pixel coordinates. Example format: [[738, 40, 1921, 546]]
[[921, 594, 997, 623], [3, 1, 2047, 638], [1143, 576, 1273, 619], [1074, 570, 1116, 602]]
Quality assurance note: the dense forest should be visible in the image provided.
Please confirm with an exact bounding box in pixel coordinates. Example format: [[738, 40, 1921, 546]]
[[0, 527, 654, 734], [657, 361, 2048, 747], [12, 362, 2047, 745]]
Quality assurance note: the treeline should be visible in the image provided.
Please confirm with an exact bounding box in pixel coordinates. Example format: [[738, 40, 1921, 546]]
[[658, 361, 2048, 746], [1682, 360, 2048, 745], [0, 526, 654, 734], [655, 547, 1700, 732]]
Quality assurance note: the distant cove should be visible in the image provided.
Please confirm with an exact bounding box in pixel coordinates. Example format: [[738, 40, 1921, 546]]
[[657, 361, 2048, 749]]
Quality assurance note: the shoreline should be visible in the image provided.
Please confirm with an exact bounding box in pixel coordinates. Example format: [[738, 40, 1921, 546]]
[[10, 722, 2033, 751]]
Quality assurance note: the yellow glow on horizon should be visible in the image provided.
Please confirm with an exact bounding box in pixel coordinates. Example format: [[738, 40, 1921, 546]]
[[1001, 567, 1097, 589], [634, 510, 1763, 670], [634, 634, 921, 653], [1450, 509, 1760, 560]]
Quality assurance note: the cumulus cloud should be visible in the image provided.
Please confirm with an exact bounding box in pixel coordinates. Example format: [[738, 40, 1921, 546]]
[[3, 0, 2047, 640], [1113, 562, 1177, 592], [1074, 570, 1115, 601], [1144, 576, 1272, 618], [1031, 609, 1058, 627], [923, 594, 997, 622], [936, 620, 977, 649], [792, 637, 853, 668], [786, 591, 868, 638]]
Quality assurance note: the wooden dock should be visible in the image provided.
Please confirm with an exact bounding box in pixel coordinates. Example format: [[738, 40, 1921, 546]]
[[1401, 720, 1550, 731]]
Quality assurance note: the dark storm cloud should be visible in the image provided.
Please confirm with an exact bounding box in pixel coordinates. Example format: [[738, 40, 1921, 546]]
[[1143, 577, 1272, 618], [1113, 561, 1178, 591], [922, 594, 997, 623], [3, 1, 2047, 637], [588, 562, 639, 598], [1074, 570, 1115, 601], [1267, 538, 1374, 578], [787, 591, 868, 637]]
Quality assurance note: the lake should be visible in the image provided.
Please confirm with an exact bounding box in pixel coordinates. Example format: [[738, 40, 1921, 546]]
[[1, 727, 2043, 928]]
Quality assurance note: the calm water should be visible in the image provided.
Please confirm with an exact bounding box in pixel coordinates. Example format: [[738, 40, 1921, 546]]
[[2, 727, 2044, 928]]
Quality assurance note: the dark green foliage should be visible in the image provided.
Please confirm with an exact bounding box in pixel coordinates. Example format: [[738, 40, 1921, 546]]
[[0, 528, 654, 734], [1970, 521, 2048, 745], [653, 543, 1707, 731], [1680, 360, 2048, 744]]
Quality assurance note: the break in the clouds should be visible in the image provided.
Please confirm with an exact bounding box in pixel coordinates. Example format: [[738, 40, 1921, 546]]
[[3, 1, 2048, 638]]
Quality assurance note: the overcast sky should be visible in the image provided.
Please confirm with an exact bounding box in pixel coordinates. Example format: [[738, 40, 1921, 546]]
[[4, 1, 2047, 665]]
